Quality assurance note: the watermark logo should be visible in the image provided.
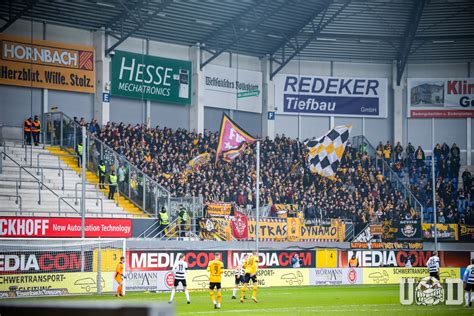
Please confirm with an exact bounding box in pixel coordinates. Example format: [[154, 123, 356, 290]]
[[415, 276, 444, 305], [400, 277, 463, 305]]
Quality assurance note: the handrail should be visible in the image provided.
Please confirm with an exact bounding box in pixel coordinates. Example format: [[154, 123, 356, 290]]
[[74, 182, 119, 208], [37, 152, 79, 173], [60, 196, 103, 216], [36, 166, 65, 191], [352, 135, 424, 213], [0, 194, 22, 211], [44, 111, 171, 201], [2, 151, 79, 214]]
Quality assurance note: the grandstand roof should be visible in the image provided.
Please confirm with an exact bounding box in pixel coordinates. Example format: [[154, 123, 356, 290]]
[[1, 0, 473, 79]]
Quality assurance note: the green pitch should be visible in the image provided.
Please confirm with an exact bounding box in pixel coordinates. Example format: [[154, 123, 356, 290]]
[[21, 285, 472, 315]]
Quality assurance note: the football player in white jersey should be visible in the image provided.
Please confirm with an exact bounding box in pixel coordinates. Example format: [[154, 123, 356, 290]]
[[426, 251, 440, 280], [232, 254, 248, 299], [169, 254, 190, 304], [463, 258, 474, 307]]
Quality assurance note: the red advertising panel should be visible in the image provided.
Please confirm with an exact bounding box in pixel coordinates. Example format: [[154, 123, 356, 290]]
[[340, 250, 470, 268], [0, 217, 132, 238], [127, 251, 226, 271]]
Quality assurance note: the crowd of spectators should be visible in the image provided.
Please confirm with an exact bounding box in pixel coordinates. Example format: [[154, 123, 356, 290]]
[[87, 121, 473, 227]]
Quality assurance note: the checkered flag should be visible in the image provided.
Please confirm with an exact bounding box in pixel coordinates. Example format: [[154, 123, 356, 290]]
[[305, 125, 352, 178]]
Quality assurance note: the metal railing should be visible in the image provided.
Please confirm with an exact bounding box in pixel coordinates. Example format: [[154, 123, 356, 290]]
[[2, 151, 79, 214], [37, 152, 79, 173], [42, 111, 173, 219], [0, 194, 22, 211], [60, 196, 103, 216], [37, 166, 65, 191], [74, 182, 119, 208], [351, 135, 424, 220]]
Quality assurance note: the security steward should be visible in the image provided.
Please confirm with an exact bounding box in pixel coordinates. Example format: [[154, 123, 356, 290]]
[[32, 115, 41, 146], [23, 117, 33, 145], [98, 160, 106, 189], [349, 254, 359, 267], [159, 207, 169, 237], [178, 205, 189, 237], [108, 170, 117, 200], [76, 141, 83, 167]]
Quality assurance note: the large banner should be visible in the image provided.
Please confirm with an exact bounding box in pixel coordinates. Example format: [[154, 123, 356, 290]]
[[0, 217, 132, 238], [274, 74, 388, 117], [199, 217, 231, 241], [459, 224, 474, 241], [127, 268, 310, 292], [247, 218, 342, 242], [126, 250, 315, 271], [0, 251, 93, 274], [0, 272, 114, 298], [0, 35, 95, 93], [110, 50, 191, 105], [408, 78, 474, 118], [381, 219, 422, 241], [363, 267, 460, 285], [204, 64, 262, 113], [422, 223, 458, 241], [343, 250, 470, 268]]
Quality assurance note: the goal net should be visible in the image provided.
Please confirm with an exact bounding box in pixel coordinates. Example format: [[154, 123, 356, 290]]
[[0, 238, 126, 298]]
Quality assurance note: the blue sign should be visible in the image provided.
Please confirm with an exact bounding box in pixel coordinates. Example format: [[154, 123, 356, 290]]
[[102, 92, 110, 102], [275, 75, 388, 118], [268, 111, 275, 120]]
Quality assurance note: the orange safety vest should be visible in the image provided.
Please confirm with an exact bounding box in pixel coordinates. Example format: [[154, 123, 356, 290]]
[[32, 120, 41, 132], [24, 120, 32, 132]]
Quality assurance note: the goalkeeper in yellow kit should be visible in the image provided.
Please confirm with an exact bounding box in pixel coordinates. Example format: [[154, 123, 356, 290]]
[[207, 253, 224, 309], [241, 250, 259, 303]]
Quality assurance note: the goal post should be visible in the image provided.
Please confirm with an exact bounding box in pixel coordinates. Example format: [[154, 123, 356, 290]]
[[0, 238, 126, 298]]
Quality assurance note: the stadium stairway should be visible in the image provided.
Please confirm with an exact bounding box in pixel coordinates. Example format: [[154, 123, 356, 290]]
[[0, 141, 143, 218], [45, 145, 145, 217]]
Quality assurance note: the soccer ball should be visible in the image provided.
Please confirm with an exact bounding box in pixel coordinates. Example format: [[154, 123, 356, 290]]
[[325, 281, 330, 285]]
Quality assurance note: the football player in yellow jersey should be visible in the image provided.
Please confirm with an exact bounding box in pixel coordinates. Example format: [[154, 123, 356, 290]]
[[241, 250, 259, 303], [207, 252, 224, 309]]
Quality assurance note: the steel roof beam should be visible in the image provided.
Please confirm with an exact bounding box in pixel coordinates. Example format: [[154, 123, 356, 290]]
[[102, 0, 145, 31], [105, 0, 172, 56], [0, 0, 38, 32], [270, 0, 349, 80], [396, 0, 426, 86], [200, 0, 295, 70], [268, 0, 331, 57]]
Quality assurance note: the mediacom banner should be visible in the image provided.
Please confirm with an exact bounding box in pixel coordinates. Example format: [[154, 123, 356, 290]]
[[422, 223, 458, 241], [204, 64, 262, 113], [0, 272, 114, 298], [363, 267, 460, 285], [126, 250, 316, 271], [274, 74, 388, 117], [408, 78, 474, 118], [343, 250, 470, 268], [0, 34, 95, 93], [111, 50, 191, 105], [0, 217, 132, 238]]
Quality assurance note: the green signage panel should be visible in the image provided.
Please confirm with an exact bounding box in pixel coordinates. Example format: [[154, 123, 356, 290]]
[[111, 50, 191, 105]]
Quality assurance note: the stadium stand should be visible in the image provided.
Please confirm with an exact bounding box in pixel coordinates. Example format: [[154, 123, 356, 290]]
[[93, 121, 429, 230]]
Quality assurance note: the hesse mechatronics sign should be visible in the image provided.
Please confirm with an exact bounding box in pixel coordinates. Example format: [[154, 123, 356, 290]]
[[0, 35, 95, 93], [111, 50, 191, 105], [274, 75, 388, 117]]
